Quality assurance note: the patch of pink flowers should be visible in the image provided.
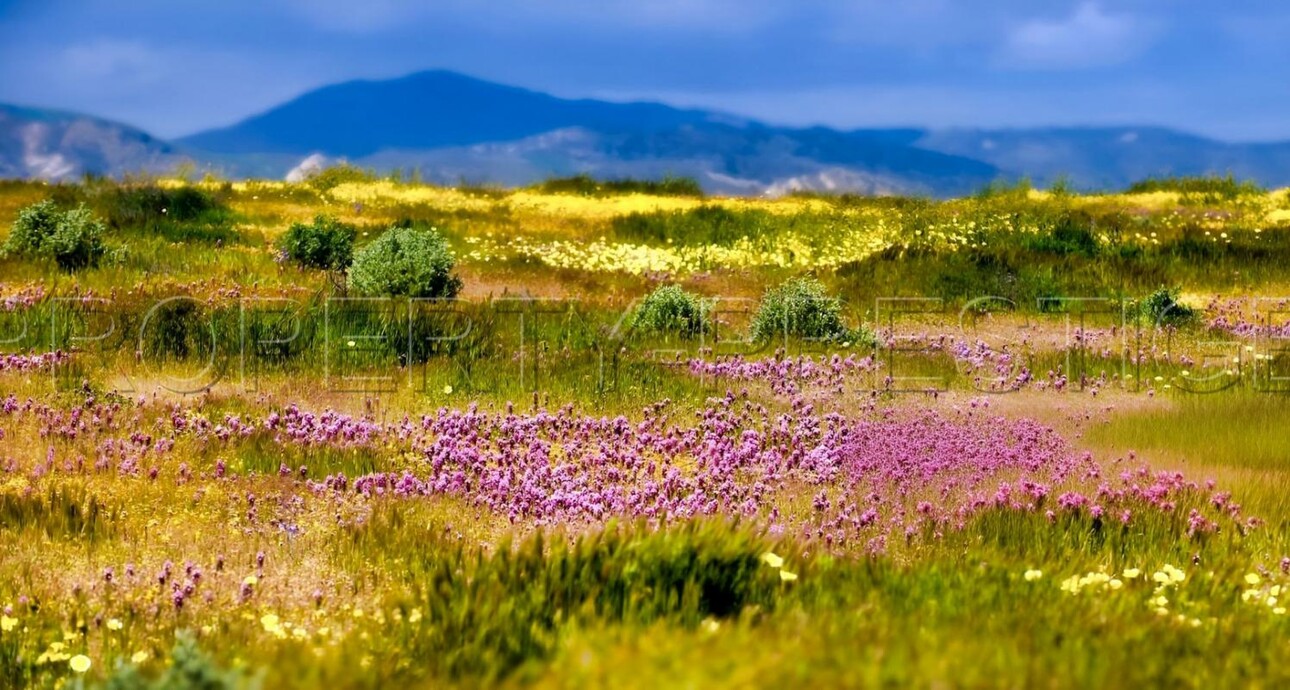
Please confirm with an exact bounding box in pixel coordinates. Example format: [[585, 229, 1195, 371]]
[[0, 350, 69, 373]]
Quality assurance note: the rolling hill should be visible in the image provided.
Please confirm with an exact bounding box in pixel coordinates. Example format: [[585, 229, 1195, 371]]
[[0, 104, 180, 180]]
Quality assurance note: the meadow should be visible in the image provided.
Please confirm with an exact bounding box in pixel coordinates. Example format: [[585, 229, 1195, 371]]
[[0, 171, 1288, 688]]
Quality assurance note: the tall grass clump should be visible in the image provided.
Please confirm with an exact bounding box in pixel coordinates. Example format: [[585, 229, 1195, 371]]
[[348, 226, 462, 298], [1024, 212, 1100, 256], [347, 516, 781, 682], [2, 199, 105, 270], [100, 185, 236, 243], [612, 206, 771, 247], [1127, 174, 1263, 199], [305, 163, 379, 192], [537, 174, 704, 197]]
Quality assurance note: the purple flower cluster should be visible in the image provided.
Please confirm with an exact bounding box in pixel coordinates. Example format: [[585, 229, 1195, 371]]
[[287, 397, 1235, 552], [686, 352, 879, 395], [0, 350, 69, 372], [1205, 296, 1290, 339], [0, 385, 1244, 555], [264, 405, 383, 447]]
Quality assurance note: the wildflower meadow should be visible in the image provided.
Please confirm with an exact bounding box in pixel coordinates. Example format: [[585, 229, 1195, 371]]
[[1, 174, 1289, 688]]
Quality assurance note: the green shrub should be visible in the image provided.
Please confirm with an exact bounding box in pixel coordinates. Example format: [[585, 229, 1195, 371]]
[[4, 199, 60, 255], [632, 285, 711, 338], [751, 277, 848, 341], [1133, 286, 1195, 326], [3, 200, 105, 270], [348, 226, 463, 298], [277, 215, 355, 271]]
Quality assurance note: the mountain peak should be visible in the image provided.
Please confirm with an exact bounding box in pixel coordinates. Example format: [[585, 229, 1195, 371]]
[[178, 69, 722, 158]]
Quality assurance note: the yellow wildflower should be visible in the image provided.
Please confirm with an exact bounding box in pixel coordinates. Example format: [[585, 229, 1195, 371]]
[[131, 651, 149, 664], [69, 655, 91, 673], [761, 552, 784, 568], [0, 615, 16, 632], [1245, 573, 1261, 586], [1023, 569, 1043, 581], [106, 618, 123, 631], [260, 613, 282, 635], [1123, 568, 1141, 579], [779, 570, 799, 582]]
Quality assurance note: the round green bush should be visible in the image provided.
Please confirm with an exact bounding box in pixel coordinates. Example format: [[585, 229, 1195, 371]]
[[4, 200, 105, 270], [277, 214, 355, 271], [4, 199, 61, 255], [751, 277, 847, 341], [348, 226, 462, 298], [632, 284, 710, 337]]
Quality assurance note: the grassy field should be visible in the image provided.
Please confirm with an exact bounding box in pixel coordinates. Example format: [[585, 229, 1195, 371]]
[[0, 174, 1288, 688]]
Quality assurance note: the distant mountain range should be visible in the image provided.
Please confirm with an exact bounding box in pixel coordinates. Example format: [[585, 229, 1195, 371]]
[[5, 70, 1290, 196], [0, 103, 182, 180]]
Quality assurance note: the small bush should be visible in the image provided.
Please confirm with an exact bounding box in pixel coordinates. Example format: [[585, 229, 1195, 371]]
[[4, 199, 60, 255], [3, 200, 105, 270], [751, 277, 848, 341], [633, 285, 710, 337], [277, 215, 356, 271], [1134, 286, 1195, 326], [349, 226, 463, 298]]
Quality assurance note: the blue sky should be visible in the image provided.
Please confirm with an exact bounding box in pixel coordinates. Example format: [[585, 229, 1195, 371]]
[[1, 1, 1286, 140]]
